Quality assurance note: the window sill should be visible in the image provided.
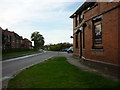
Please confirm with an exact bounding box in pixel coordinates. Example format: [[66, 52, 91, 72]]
[[92, 46, 104, 51], [92, 48, 104, 52]]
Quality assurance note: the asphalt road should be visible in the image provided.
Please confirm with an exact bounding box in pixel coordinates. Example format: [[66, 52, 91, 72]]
[[2, 51, 62, 81]]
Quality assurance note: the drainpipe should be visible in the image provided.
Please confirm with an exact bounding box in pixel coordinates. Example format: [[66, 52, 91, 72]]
[[79, 26, 83, 59], [79, 30, 82, 58]]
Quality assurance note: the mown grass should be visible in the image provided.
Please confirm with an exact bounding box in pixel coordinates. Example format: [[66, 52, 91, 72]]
[[2, 51, 40, 59], [8, 57, 119, 88]]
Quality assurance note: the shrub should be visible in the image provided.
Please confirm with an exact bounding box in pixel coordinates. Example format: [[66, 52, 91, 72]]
[[2, 48, 33, 54], [50, 45, 61, 51]]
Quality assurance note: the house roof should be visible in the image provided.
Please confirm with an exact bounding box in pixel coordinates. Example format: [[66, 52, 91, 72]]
[[23, 38, 32, 43], [70, 2, 95, 18]]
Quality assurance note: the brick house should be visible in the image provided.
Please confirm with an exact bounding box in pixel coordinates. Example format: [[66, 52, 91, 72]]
[[14, 32, 23, 48], [2, 28, 32, 49], [70, 2, 120, 75], [2, 29, 13, 49], [22, 38, 32, 49]]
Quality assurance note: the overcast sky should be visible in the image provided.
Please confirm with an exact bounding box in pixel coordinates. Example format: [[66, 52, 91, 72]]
[[0, 0, 84, 45]]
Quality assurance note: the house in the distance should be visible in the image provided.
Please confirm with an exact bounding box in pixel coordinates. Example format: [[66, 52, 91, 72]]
[[70, 2, 120, 76], [2, 27, 32, 49], [22, 38, 32, 49]]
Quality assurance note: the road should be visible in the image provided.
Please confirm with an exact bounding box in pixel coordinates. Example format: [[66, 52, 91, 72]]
[[2, 51, 63, 82]]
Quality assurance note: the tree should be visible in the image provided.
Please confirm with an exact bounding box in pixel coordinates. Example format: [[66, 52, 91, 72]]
[[46, 42, 73, 51], [31, 32, 45, 50]]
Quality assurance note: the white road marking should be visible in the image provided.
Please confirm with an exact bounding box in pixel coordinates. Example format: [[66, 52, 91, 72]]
[[2, 52, 44, 63], [0, 76, 12, 82]]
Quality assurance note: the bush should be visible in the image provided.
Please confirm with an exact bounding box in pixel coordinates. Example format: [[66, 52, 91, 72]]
[[2, 48, 33, 54], [48, 43, 73, 51], [50, 45, 61, 51]]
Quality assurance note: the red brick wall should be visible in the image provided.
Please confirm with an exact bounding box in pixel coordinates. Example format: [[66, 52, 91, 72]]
[[102, 8, 119, 64], [23, 39, 32, 48], [84, 8, 119, 64], [119, 6, 120, 65], [72, 2, 119, 65], [84, 2, 119, 21]]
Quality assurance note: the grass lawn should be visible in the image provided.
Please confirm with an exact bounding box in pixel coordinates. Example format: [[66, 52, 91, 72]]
[[2, 51, 40, 59], [8, 57, 119, 88]]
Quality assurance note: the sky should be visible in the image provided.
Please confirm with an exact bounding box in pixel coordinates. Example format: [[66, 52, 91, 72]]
[[0, 0, 85, 45]]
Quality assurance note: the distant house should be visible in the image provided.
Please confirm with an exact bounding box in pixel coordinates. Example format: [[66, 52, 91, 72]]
[[14, 32, 23, 48], [70, 2, 120, 74], [2, 29, 14, 49], [22, 38, 32, 49], [2, 28, 32, 49]]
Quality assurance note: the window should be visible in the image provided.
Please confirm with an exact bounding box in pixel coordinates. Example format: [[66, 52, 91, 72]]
[[79, 11, 84, 23], [75, 15, 79, 27], [75, 17, 77, 27], [92, 15, 103, 49], [75, 34, 78, 48], [94, 24, 102, 44], [77, 15, 79, 25]]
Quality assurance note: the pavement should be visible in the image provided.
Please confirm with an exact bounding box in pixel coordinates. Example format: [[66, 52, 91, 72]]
[[65, 54, 119, 82]]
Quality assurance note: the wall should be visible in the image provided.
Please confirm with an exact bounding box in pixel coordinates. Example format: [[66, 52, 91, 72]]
[[73, 2, 119, 65], [84, 8, 119, 64], [118, 5, 120, 65]]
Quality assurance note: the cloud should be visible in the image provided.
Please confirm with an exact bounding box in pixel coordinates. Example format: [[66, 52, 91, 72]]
[[0, 0, 83, 45], [0, 0, 82, 28], [39, 29, 73, 45]]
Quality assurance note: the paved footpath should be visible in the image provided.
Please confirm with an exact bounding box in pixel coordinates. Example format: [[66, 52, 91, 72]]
[[61, 53, 119, 82]]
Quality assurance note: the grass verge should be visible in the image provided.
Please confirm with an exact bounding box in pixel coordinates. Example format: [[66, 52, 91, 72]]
[[2, 50, 40, 59], [8, 57, 119, 88]]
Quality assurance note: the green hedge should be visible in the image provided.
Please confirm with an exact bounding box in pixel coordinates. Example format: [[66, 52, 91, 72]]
[[49, 45, 61, 51], [46, 43, 72, 51], [2, 48, 33, 54]]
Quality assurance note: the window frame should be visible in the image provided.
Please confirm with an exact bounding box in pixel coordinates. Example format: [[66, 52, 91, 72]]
[[94, 23, 102, 44], [79, 13, 84, 23], [92, 19, 103, 49], [75, 34, 79, 48], [75, 16, 77, 27], [75, 15, 79, 27]]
